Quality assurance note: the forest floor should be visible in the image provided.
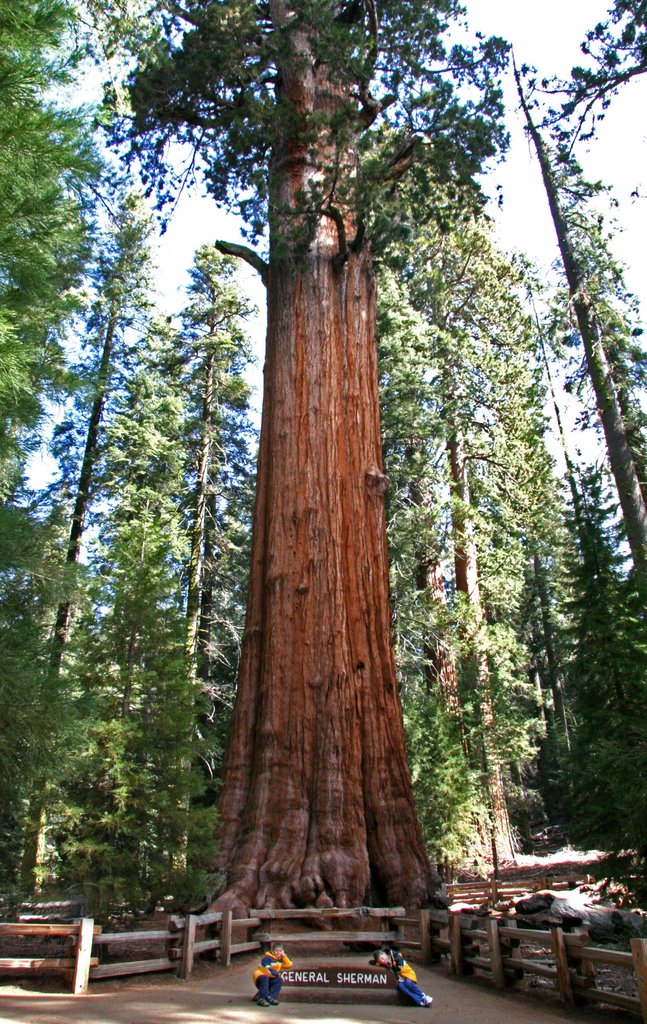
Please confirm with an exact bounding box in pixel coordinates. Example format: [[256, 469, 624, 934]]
[[0, 951, 632, 1024]]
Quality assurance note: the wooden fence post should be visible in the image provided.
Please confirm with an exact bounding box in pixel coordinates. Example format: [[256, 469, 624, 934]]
[[551, 926, 574, 1007], [448, 911, 463, 976], [505, 918, 524, 984], [179, 914, 197, 981], [419, 909, 431, 965], [221, 909, 233, 968], [166, 920, 182, 971], [570, 927, 594, 1005], [486, 917, 505, 989], [631, 938, 647, 1024], [490, 878, 498, 905], [71, 918, 94, 995]]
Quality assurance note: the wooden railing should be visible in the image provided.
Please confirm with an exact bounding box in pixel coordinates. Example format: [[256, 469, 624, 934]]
[[429, 908, 647, 1022], [248, 906, 407, 947], [0, 907, 413, 991], [446, 874, 592, 906], [2, 901, 646, 1021], [0, 920, 99, 994]]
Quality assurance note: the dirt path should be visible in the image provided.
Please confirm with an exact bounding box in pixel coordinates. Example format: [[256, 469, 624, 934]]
[[0, 954, 620, 1024]]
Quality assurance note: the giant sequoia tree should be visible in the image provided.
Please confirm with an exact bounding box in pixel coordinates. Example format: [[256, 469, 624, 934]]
[[119, 0, 508, 910]]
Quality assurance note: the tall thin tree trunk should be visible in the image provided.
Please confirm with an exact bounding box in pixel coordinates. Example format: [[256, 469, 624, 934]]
[[539, 334, 589, 549], [198, 491, 217, 685], [533, 554, 570, 749], [417, 550, 463, 718], [52, 310, 118, 666], [515, 62, 647, 576], [407, 471, 464, 726], [185, 351, 215, 678], [447, 430, 514, 864], [214, 17, 434, 910]]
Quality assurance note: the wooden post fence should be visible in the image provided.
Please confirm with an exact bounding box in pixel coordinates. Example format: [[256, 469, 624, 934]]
[[550, 925, 574, 1007], [486, 916, 505, 989], [632, 938, 647, 1022], [220, 909, 233, 968], [2, 904, 646, 1020], [0, 920, 100, 994], [448, 911, 463, 976], [179, 914, 198, 981], [419, 909, 432, 965], [71, 918, 94, 995]]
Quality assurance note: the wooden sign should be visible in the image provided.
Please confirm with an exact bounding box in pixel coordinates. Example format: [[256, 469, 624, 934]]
[[281, 962, 397, 990]]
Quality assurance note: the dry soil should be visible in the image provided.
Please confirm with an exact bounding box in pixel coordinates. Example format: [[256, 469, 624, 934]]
[[0, 952, 627, 1024]]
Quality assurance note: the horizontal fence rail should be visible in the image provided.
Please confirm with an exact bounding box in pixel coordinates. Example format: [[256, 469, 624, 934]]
[[1, 900, 646, 1019], [446, 874, 593, 907], [428, 908, 647, 1021], [0, 919, 99, 994]]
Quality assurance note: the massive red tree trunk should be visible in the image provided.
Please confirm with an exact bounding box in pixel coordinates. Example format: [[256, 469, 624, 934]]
[[216, 242, 434, 911], [214, 16, 434, 912]]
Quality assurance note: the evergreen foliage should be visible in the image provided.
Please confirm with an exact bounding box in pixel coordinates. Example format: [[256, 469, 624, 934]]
[[551, 0, 647, 144], [378, 215, 566, 865], [179, 246, 256, 757], [0, 0, 646, 911], [565, 467, 647, 882], [0, 0, 98, 495], [0, 0, 99, 891], [53, 321, 218, 915], [98, 0, 510, 244]]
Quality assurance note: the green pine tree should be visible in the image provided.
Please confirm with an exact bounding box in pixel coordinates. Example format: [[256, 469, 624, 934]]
[[53, 321, 218, 916]]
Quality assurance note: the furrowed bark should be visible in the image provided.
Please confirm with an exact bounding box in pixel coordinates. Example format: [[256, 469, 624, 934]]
[[216, 240, 434, 910], [214, 7, 434, 911], [185, 350, 215, 677]]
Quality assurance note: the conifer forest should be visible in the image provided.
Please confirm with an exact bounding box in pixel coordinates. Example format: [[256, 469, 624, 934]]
[[1, 0, 646, 919]]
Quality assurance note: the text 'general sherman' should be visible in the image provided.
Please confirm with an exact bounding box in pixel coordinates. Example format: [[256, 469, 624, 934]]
[[282, 969, 391, 987]]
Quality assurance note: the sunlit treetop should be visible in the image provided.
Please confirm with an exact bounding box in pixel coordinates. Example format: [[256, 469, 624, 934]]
[[97, 0, 510, 246], [543, 0, 647, 146]]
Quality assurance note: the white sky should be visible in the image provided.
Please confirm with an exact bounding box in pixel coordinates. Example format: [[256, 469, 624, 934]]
[[466, 0, 646, 474], [477, 0, 647, 310]]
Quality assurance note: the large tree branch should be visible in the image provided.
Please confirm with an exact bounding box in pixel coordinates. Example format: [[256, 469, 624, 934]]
[[359, 90, 396, 129], [215, 241, 269, 286], [383, 133, 422, 181]]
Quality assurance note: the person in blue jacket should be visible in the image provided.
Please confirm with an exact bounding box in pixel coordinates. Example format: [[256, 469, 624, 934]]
[[370, 947, 433, 1007], [252, 943, 293, 1007]]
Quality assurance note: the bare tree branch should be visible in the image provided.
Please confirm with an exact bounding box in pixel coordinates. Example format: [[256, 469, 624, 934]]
[[215, 240, 269, 286]]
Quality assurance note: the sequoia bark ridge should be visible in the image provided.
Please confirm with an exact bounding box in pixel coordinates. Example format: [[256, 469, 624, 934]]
[[215, 10, 435, 912]]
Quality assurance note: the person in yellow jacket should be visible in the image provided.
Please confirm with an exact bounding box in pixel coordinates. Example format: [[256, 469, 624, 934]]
[[252, 943, 293, 1007], [370, 947, 433, 1007]]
